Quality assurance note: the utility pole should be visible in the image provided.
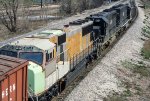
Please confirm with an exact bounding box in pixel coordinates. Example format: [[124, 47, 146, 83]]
[[41, 0, 43, 8]]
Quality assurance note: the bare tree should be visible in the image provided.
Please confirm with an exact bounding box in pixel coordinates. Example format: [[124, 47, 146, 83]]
[[0, 0, 19, 32], [60, 0, 72, 15], [76, 0, 88, 13], [60, 0, 104, 15]]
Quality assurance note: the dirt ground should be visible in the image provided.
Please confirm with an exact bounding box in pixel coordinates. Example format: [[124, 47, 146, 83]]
[[0, 20, 51, 41]]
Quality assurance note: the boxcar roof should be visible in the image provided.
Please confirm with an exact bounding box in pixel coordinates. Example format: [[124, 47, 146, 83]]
[[0, 55, 28, 80]]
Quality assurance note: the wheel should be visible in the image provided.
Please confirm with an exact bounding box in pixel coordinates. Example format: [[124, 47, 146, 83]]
[[97, 50, 101, 59], [39, 97, 47, 101]]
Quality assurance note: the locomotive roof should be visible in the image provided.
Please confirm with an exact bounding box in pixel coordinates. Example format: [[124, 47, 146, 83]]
[[89, 11, 116, 20], [87, 16, 109, 24], [64, 20, 93, 31], [38, 29, 65, 36], [62, 20, 93, 37], [100, 10, 116, 16], [112, 4, 128, 9], [87, 9, 117, 24], [10, 38, 55, 51], [69, 19, 93, 27], [27, 29, 65, 39]]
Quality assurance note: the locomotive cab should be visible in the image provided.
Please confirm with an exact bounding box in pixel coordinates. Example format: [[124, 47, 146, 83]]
[[0, 38, 57, 98], [86, 16, 108, 42], [27, 30, 67, 62], [26, 29, 70, 80]]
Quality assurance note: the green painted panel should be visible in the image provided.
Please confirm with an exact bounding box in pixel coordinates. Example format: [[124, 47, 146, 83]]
[[28, 62, 45, 95]]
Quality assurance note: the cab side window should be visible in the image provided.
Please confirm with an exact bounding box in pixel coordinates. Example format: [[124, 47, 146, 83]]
[[46, 52, 53, 62]]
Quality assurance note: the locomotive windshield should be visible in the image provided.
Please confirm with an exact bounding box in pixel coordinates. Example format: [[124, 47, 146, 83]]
[[0, 50, 17, 57], [19, 52, 43, 65]]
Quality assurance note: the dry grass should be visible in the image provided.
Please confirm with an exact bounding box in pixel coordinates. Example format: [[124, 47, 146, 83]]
[[143, 39, 150, 51], [141, 1, 150, 59], [122, 61, 150, 77], [141, 39, 150, 59], [0, 20, 50, 41]]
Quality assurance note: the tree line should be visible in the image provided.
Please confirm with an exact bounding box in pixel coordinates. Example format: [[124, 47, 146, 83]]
[[0, 0, 104, 33], [60, 0, 104, 15]]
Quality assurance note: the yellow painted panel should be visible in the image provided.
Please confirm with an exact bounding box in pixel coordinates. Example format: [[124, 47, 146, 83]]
[[66, 32, 82, 60], [87, 33, 92, 46], [75, 33, 81, 54], [54, 48, 56, 58], [80, 32, 82, 51], [49, 36, 58, 44], [82, 35, 87, 50], [66, 37, 72, 59], [50, 37, 57, 58]]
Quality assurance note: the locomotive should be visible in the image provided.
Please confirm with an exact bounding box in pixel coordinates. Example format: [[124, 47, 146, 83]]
[[0, 0, 137, 101]]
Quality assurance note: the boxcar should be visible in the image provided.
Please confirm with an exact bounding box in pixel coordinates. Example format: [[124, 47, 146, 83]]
[[0, 55, 28, 101]]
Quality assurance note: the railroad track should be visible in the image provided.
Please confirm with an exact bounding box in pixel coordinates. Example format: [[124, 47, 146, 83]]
[[51, 6, 139, 101]]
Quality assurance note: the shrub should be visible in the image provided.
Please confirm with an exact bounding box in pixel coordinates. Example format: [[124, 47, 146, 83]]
[[122, 61, 150, 77], [141, 40, 150, 59]]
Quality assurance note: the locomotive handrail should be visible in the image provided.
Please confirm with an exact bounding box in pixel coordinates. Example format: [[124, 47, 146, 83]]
[[56, 48, 69, 63], [28, 87, 38, 101], [28, 90, 35, 101]]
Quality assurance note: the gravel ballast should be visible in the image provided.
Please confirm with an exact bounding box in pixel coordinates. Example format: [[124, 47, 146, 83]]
[[65, 3, 145, 101]]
